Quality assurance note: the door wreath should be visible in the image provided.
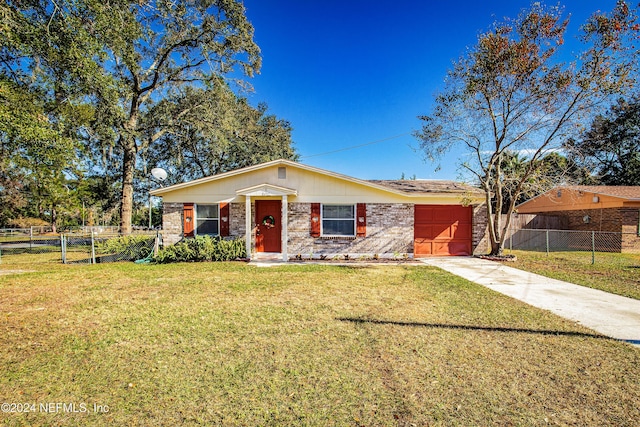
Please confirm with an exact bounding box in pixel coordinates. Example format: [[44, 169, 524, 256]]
[[262, 215, 276, 229]]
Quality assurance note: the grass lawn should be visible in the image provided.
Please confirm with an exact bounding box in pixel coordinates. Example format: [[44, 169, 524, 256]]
[[1, 262, 639, 426], [507, 250, 640, 300]]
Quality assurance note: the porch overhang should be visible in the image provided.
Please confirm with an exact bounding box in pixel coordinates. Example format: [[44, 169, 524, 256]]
[[238, 184, 297, 262], [236, 183, 298, 198]]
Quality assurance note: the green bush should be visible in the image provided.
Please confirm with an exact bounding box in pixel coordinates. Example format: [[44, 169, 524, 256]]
[[95, 235, 155, 260], [154, 236, 246, 263]]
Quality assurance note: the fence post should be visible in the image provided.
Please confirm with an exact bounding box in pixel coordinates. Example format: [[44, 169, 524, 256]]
[[545, 230, 549, 256], [591, 231, 595, 265], [153, 231, 160, 257], [91, 230, 96, 264], [30, 226, 33, 250], [61, 234, 66, 264]]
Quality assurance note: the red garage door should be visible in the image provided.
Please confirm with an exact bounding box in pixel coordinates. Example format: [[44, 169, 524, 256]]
[[414, 205, 472, 256]]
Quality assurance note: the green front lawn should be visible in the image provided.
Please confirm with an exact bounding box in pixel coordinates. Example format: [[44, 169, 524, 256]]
[[1, 262, 638, 426], [507, 250, 640, 300]]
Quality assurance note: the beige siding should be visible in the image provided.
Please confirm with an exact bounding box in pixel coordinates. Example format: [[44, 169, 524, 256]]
[[158, 164, 480, 205]]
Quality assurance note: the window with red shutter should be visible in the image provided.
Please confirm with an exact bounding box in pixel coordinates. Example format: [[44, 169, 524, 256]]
[[356, 203, 366, 237], [310, 203, 321, 237], [183, 203, 195, 237], [319, 204, 358, 237], [220, 203, 230, 237]]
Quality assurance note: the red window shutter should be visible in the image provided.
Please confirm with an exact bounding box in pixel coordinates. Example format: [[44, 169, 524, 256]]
[[310, 203, 321, 237], [356, 203, 367, 237], [220, 202, 230, 236], [183, 203, 195, 237]]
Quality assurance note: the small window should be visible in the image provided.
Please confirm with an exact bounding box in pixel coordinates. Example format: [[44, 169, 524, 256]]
[[278, 167, 286, 179], [322, 205, 355, 236], [195, 204, 219, 235]]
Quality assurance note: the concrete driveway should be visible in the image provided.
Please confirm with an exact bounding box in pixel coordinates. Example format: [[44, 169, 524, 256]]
[[420, 257, 640, 347]]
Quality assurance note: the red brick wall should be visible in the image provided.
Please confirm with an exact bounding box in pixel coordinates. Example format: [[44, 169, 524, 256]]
[[539, 208, 623, 232], [473, 203, 489, 255], [523, 207, 640, 253]]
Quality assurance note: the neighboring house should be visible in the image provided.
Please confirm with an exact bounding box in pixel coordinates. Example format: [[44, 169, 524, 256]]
[[516, 186, 640, 252], [151, 159, 488, 261]]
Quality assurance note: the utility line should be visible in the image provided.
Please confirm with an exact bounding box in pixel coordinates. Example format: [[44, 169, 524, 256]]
[[300, 132, 412, 159]]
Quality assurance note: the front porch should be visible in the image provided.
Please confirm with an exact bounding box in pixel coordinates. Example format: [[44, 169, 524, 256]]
[[236, 183, 298, 262]]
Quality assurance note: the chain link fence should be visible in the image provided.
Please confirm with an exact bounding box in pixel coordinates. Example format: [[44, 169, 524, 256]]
[[505, 228, 640, 265], [0, 229, 159, 265]]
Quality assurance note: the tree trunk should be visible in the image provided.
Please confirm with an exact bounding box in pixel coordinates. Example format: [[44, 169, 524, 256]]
[[483, 183, 502, 256], [120, 139, 136, 235], [51, 205, 57, 234], [489, 239, 503, 256]]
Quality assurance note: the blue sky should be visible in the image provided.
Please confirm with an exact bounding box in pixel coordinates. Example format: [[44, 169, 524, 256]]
[[241, 1, 618, 181]]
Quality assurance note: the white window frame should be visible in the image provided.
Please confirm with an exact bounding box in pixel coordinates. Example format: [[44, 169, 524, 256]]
[[321, 204, 356, 237], [194, 203, 220, 236]]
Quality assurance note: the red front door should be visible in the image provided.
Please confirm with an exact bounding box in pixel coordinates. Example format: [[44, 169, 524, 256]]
[[255, 200, 282, 252]]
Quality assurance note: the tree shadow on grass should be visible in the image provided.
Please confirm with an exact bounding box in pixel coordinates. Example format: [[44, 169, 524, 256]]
[[336, 317, 614, 341]]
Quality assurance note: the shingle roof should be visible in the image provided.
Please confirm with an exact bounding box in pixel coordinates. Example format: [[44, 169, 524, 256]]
[[564, 186, 640, 200], [369, 180, 483, 195], [151, 158, 486, 201]]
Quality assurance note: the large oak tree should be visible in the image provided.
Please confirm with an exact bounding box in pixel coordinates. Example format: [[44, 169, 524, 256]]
[[91, 0, 261, 234], [142, 80, 297, 184], [2, 0, 261, 233]]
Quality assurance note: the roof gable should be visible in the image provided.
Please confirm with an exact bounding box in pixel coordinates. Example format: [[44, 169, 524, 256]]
[[151, 159, 484, 204], [236, 183, 298, 197], [151, 159, 408, 196]]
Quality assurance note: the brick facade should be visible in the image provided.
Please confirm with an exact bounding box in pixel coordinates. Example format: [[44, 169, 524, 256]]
[[287, 203, 415, 258], [518, 207, 640, 253], [163, 201, 490, 257], [621, 209, 640, 252], [162, 202, 250, 245], [533, 207, 637, 232], [472, 203, 490, 255], [229, 203, 246, 238], [162, 203, 184, 246]]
